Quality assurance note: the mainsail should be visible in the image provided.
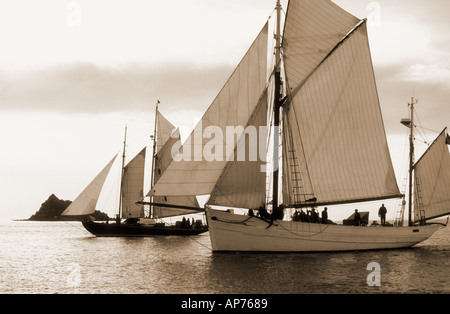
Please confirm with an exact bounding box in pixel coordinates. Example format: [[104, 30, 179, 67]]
[[283, 19, 400, 205], [121, 148, 146, 219], [62, 155, 118, 216], [282, 2, 401, 207], [414, 129, 450, 222]]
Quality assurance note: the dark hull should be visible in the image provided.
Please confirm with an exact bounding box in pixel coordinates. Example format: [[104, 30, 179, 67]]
[[82, 220, 208, 237]]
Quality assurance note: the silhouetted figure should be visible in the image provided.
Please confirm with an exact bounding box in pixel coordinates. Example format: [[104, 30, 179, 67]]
[[354, 209, 361, 226], [321, 207, 328, 224], [300, 210, 307, 222], [311, 208, 319, 223], [378, 204, 387, 226], [258, 206, 270, 219]]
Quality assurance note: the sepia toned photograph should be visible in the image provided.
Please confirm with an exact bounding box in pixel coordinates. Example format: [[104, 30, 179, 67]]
[[1, 0, 449, 301]]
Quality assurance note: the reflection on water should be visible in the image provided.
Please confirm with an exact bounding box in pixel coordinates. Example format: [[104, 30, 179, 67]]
[[0, 221, 449, 294]]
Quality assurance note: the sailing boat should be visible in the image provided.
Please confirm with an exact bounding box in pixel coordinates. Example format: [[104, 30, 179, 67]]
[[149, 0, 448, 251], [62, 104, 208, 237]]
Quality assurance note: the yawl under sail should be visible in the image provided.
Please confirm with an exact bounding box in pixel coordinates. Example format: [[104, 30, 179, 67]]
[[149, 0, 448, 251], [62, 106, 207, 236]]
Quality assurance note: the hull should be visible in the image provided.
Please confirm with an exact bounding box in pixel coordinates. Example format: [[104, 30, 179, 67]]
[[82, 220, 208, 237], [205, 208, 442, 252]]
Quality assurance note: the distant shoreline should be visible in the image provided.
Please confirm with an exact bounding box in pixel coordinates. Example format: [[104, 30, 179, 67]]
[[12, 217, 112, 222]]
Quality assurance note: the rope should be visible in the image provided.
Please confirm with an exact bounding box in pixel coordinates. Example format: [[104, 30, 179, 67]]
[[212, 215, 277, 228], [187, 235, 212, 252], [61, 218, 93, 236], [277, 220, 330, 238]]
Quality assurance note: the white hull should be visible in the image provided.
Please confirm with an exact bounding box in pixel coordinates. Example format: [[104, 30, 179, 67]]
[[205, 208, 442, 252]]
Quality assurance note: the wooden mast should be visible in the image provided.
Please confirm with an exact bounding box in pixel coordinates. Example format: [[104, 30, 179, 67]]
[[272, 0, 283, 219], [150, 100, 160, 219], [408, 97, 417, 226], [119, 125, 127, 220]]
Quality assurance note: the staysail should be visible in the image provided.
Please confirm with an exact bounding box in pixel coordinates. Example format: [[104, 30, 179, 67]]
[[282, 1, 401, 207], [62, 155, 118, 216], [149, 23, 269, 199], [121, 148, 146, 219], [414, 129, 450, 222], [149, 110, 201, 218], [207, 89, 269, 209]]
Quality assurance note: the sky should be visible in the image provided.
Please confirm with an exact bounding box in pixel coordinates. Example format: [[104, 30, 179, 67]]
[[1, 0, 449, 221]]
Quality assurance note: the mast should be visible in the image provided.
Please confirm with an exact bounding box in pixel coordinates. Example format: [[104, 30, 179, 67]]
[[407, 97, 417, 226], [119, 125, 127, 219], [272, 0, 282, 219], [150, 100, 160, 218]]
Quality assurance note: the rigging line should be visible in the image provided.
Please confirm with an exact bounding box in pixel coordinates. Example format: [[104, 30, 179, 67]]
[[279, 48, 315, 204], [211, 215, 277, 227], [60, 218, 94, 236], [415, 125, 440, 134], [284, 102, 316, 203], [210, 186, 239, 209], [187, 235, 212, 252], [277, 220, 331, 238]]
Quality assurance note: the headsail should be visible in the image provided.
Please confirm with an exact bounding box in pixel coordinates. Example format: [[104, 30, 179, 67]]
[[62, 155, 118, 216], [149, 110, 201, 218], [414, 128, 450, 222], [121, 148, 146, 219], [149, 23, 269, 198], [208, 89, 269, 209], [282, 1, 401, 207]]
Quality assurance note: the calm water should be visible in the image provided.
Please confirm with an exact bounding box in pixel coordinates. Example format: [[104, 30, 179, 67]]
[[0, 221, 449, 294]]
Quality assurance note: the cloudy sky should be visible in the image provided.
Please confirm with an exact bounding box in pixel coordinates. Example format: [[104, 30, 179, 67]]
[[1, 0, 449, 221]]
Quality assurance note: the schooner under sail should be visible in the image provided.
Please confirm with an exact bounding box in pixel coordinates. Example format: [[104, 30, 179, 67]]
[[149, 0, 448, 252], [62, 106, 207, 236]]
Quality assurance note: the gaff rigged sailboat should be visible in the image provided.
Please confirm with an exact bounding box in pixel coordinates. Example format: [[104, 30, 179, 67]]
[[62, 104, 208, 237], [149, 0, 448, 251]]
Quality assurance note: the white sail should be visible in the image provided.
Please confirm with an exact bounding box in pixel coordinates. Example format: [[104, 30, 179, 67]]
[[414, 129, 450, 221], [121, 148, 146, 219], [156, 109, 176, 152], [283, 19, 401, 207], [208, 89, 268, 209], [62, 155, 117, 216], [149, 23, 269, 198], [151, 128, 201, 218], [282, 0, 360, 94], [147, 110, 201, 218]]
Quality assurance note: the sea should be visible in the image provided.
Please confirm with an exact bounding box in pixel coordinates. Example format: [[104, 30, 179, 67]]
[[1, 220, 449, 299]]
